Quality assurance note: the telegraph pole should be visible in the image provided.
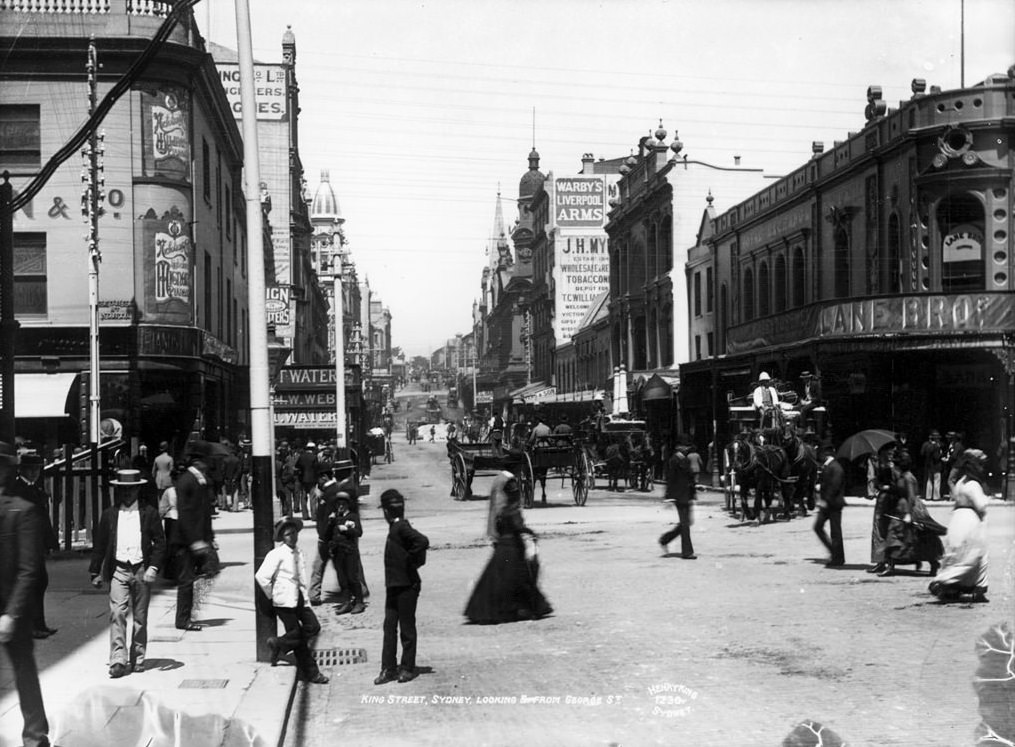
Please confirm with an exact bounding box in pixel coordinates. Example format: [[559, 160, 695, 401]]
[[235, 0, 275, 662]]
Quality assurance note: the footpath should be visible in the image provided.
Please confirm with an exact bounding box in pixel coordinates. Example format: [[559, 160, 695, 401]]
[[0, 509, 296, 747]]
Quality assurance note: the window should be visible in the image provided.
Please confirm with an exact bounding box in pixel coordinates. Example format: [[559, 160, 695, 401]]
[[937, 194, 985, 293], [774, 255, 787, 312], [0, 105, 41, 172], [693, 271, 702, 317], [202, 139, 210, 201], [706, 332, 714, 357], [743, 267, 755, 321], [792, 247, 806, 307], [758, 262, 770, 316], [834, 227, 850, 298], [706, 267, 713, 313], [225, 186, 232, 239], [13, 233, 46, 315], [886, 214, 902, 293], [694, 334, 701, 361], [204, 251, 212, 329]]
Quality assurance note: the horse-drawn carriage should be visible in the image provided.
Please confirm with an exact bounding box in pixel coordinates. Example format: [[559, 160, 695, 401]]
[[582, 418, 654, 493], [448, 432, 591, 507], [722, 396, 818, 523]]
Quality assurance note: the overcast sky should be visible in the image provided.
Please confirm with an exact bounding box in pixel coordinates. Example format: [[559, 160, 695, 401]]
[[201, 0, 1014, 359]]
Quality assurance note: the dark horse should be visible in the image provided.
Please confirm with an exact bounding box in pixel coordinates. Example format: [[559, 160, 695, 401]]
[[730, 434, 790, 523], [781, 425, 818, 517]]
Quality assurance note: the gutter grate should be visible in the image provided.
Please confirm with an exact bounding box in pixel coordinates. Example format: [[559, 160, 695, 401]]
[[313, 648, 368, 667], [179, 679, 229, 689]]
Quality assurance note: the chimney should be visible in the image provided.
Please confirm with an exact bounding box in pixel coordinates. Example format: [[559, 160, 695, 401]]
[[581, 153, 595, 174], [734, 154, 741, 166]]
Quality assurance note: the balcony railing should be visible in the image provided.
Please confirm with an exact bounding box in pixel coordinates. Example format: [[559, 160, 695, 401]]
[[0, 0, 171, 16]]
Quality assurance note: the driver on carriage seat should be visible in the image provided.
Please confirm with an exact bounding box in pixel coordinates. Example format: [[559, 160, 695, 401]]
[[752, 372, 781, 431], [528, 415, 553, 446]]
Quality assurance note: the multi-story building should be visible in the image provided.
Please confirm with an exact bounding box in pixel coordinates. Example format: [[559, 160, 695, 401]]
[[212, 27, 328, 366], [679, 73, 1015, 486], [605, 123, 774, 440], [2, 1, 251, 452]]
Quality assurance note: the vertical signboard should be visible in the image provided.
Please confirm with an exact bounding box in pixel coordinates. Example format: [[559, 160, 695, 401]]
[[552, 175, 611, 343], [141, 204, 193, 324], [265, 285, 293, 337], [140, 87, 191, 181]]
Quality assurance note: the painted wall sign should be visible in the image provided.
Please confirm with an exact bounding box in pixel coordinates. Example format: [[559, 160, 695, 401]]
[[265, 285, 293, 336], [272, 410, 336, 428], [217, 63, 287, 121], [554, 176, 606, 227], [141, 87, 190, 181], [276, 366, 358, 391], [942, 223, 984, 262], [272, 391, 337, 409], [554, 234, 610, 344], [141, 205, 193, 325], [98, 301, 133, 322]]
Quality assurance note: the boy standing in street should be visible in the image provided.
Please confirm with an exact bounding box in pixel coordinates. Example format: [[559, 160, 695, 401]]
[[89, 469, 166, 678], [374, 489, 429, 685], [255, 517, 328, 684]]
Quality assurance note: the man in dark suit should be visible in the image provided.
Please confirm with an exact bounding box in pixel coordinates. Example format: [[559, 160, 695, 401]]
[[295, 443, 319, 520], [8, 452, 59, 639], [814, 441, 846, 567], [658, 433, 698, 559], [170, 442, 220, 631], [0, 441, 52, 747], [89, 469, 166, 677]]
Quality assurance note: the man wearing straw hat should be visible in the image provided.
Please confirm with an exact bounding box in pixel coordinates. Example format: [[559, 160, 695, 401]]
[[0, 441, 52, 747], [89, 468, 167, 678]]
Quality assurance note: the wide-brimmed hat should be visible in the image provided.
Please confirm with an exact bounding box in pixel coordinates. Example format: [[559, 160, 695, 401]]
[[332, 459, 355, 473], [929, 429, 941, 439], [758, 371, 771, 382], [110, 468, 147, 486], [19, 452, 44, 467], [273, 516, 303, 542], [800, 371, 812, 379]]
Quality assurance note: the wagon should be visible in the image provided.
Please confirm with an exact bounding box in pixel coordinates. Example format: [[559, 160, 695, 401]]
[[447, 440, 532, 504], [524, 434, 591, 507]]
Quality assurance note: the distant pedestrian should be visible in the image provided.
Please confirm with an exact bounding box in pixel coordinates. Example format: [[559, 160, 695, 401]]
[[220, 445, 241, 512], [152, 441, 174, 497], [277, 446, 296, 518], [374, 489, 429, 685], [255, 517, 329, 684], [296, 442, 319, 520], [659, 433, 698, 559], [943, 431, 965, 496], [879, 449, 944, 577], [489, 413, 505, 457], [9, 452, 59, 639], [0, 441, 52, 747], [920, 430, 944, 502], [930, 449, 990, 602], [814, 442, 846, 567], [867, 445, 896, 574], [89, 469, 166, 678], [429, 425, 436, 443], [157, 474, 179, 581]]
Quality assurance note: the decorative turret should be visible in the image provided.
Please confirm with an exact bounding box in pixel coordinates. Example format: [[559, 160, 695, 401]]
[[310, 170, 343, 223], [519, 147, 544, 198]]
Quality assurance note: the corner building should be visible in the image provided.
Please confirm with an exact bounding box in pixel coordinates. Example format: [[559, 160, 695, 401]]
[[681, 74, 1015, 482], [2, 2, 249, 451]]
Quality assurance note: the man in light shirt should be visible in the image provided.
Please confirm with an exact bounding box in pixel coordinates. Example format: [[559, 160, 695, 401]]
[[255, 517, 328, 684], [89, 469, 166, 678]]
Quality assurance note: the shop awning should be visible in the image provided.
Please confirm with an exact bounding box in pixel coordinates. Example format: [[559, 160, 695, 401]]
[[641, 373, 679, 401], [15, 373, 78, 418]]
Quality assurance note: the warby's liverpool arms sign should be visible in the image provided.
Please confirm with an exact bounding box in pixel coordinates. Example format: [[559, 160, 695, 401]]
[[726, 293, 1014, 354]]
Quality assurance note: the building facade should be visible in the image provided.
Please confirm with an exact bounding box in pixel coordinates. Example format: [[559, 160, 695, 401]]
[[680, 74, 1015, 486], [3, 1, 250, 452]]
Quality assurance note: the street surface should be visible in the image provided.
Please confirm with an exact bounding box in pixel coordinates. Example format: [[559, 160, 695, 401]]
[[280, 386, 1015, 747]]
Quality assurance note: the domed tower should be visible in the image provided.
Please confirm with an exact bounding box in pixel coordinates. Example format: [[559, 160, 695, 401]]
[[518, 147, 544, 201], [309, 169, 345, 275], [513, 147, 543, 270]]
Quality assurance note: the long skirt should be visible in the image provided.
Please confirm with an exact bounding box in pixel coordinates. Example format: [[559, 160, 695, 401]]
[[931, 507, 988, 596], [464, 537, 552, 624]]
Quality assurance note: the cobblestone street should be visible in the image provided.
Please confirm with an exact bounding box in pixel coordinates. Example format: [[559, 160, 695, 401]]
[[283, 433, 1015, 747]]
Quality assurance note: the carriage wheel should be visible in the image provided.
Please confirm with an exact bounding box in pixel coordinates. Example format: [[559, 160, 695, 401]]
[[583, 452, 596, 490], [520, 453, 535, 509], [449, 455, 461, 498], [571, 462, 589, 506], [450, 453, 467, 499]]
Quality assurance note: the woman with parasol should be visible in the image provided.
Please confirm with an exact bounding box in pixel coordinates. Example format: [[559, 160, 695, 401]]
[[464, 472, 553, 624], [929, 449, 990, 602], [878, 448, 945, 577]]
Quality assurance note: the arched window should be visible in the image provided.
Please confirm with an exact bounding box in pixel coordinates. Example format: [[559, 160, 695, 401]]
[[937, 193, 985, 292], [647, 220, 658, 279], [758, 261, 771, 317], [834, 227, 850, 298], [774, 255, 787, 312], [743, 267, 755, 321], [719, 283, 728, 354], [887, 213, 902, 293], [792, 247, 806, 307]]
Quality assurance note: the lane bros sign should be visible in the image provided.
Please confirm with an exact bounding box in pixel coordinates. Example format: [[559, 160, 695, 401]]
[[554, 176, 606, 227]]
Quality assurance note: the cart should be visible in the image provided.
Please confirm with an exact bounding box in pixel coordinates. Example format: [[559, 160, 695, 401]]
[[447, 440, 534, 505], [524, 434, 591, 507]]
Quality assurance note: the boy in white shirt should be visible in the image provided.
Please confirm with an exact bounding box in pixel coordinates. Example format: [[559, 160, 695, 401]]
[[254, 517, 328, 684]]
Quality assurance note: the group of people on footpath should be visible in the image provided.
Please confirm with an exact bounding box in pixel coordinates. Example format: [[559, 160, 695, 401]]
[[813, 436, 992, 603]]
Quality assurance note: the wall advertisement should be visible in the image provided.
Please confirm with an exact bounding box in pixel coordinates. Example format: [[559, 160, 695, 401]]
[[553, 176, 606, 227], [216, 63, 287, 121], [553, 234, 610, 344]]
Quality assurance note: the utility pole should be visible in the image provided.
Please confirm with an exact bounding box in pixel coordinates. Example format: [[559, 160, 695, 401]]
[[333, 269, 347, 453], [83, 38, 105, 518], [234, 0, 275, 662], [0, 176, 16, 444]]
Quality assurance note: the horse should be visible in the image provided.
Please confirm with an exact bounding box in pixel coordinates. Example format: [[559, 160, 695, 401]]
[[781, 425, 819, 517], [730, 434, 790, 523], [603, 438, 628, 491]]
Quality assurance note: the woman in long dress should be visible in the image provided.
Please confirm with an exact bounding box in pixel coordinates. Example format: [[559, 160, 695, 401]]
[[464, 472, 553, 624], [930, 449, 990, 602], [880, 448, 944, 576]]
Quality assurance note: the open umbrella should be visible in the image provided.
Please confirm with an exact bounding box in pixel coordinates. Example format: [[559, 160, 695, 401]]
[[836, 429, 896, 461]]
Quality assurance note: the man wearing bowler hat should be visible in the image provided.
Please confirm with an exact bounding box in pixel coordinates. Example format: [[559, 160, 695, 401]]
[[9, 452, 59, 639], [0, 441, 52, 746], [89, 469, 166, 678], [814, 441, 846, 567], [255, 517, 328, 684]]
